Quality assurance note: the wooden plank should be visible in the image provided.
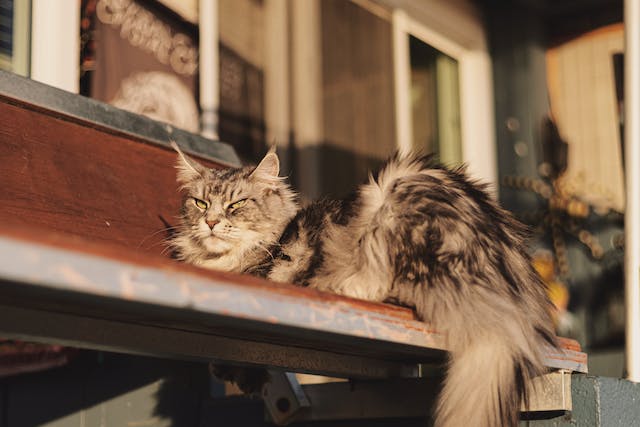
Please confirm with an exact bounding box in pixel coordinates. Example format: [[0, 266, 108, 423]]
[[0, 96, 223, 256], [0, 305, 420, 379], [0, 225, 588, 374], [0, 223, 417, 323], [0, 69, 238, 257]]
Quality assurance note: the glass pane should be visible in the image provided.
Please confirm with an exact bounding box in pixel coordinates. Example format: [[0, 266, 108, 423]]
[[0, 1, 12, 63], [0, 0, 30, 76], [82, 0, 199, 134], [409, 35, 462, 165]]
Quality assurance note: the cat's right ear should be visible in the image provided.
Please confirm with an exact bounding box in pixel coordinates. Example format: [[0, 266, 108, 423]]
[[171, 141, 206, 184]]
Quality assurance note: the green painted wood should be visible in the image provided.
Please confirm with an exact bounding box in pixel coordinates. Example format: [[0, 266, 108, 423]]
[[598, 377, 640, 427], [523, 375, 640, 426]]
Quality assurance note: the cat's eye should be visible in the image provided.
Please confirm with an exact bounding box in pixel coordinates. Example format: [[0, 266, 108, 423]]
[[193, 198, 208, 210], [227, 199, 248, 211]]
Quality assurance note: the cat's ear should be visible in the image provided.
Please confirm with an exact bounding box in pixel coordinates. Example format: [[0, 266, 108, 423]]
[[250, 147, 280, 181], [171, 141, 206, 184]]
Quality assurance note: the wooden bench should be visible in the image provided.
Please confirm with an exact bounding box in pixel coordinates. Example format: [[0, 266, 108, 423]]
[[0, 70, 586, 424]]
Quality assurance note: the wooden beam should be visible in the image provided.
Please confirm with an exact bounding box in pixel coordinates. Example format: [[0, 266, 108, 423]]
[[0, 226, 588, 376], [0, 70, 237, 257]]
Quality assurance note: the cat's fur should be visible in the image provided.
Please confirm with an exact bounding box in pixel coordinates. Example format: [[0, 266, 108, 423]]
[[170, 144, 557, 427]]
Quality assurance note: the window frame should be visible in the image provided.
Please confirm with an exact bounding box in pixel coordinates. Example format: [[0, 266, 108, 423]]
[[391, 6, 497, 187]]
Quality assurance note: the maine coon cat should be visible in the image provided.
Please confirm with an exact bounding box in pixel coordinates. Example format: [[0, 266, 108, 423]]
[[170, 143, 557, 427]]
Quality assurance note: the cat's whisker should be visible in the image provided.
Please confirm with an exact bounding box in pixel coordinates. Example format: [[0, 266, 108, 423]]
[[253, 241, 276, 261], [223, 231, 244, 241], [143, 239, 170, 251], [138, 225, 182, 250], [139, 225, 179, 242], [143, 234, 185, 255]]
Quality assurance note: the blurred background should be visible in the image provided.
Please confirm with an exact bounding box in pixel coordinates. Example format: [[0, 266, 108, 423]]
[[0, 0, 628, 424]]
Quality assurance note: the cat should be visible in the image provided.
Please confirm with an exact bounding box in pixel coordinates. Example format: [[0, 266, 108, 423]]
[[170, 143, 557, 427]]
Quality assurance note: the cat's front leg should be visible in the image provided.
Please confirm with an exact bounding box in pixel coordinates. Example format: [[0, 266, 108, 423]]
[[309, 272, 391, 302]]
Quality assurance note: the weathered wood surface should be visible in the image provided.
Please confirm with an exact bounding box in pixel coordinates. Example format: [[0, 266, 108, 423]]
[[0, 223, 436, 378], [0, 96, 226, 255], [0, 222, 588, 376]]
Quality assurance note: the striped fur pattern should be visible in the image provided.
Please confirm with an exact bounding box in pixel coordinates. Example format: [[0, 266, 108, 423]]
[[171, 147, 557, 427]]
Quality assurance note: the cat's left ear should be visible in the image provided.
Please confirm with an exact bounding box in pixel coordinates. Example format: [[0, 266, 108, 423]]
[[171, 141, 207, 184], [250, 147, 280, 181]]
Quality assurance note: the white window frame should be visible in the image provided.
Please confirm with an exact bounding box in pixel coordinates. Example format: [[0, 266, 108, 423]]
[[30, 0, 80, 93], [391, 6, 497, 187]]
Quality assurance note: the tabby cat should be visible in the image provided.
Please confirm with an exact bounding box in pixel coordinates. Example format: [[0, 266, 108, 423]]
[[170, 143, 557, 427]]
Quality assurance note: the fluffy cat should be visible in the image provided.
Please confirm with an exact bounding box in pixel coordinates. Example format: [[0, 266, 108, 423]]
[[170, 143, 557, 427]]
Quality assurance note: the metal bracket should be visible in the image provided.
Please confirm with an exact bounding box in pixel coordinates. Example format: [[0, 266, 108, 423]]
[[262, 370, 310, 425]]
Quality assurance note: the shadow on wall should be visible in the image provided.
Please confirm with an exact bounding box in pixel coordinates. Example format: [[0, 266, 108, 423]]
[[277, 141, 388, 201], [0, 347, 428, 427], [0, 350, 209, 427], [156, 375, 430, 427], [223, 132, 391, 201]]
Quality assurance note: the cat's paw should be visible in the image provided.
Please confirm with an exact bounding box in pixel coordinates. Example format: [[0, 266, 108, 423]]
[[209, 362, 271, 395]]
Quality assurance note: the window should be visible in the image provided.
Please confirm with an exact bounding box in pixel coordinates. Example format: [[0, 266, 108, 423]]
[[390, 5, 496, 186], [409, 35, 462, 165]]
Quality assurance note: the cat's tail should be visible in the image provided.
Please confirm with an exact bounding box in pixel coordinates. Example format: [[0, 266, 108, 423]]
[[434, 327, 544, 427]]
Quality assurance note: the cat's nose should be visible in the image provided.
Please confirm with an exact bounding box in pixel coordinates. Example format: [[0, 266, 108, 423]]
[[206, 219, 219, 230]]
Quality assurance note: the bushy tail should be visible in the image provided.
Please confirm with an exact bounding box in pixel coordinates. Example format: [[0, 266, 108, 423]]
[[435, 332, 543, 427]]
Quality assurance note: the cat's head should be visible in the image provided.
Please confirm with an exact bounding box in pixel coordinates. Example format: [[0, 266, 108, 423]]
[[171, 143, 298, 271]]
